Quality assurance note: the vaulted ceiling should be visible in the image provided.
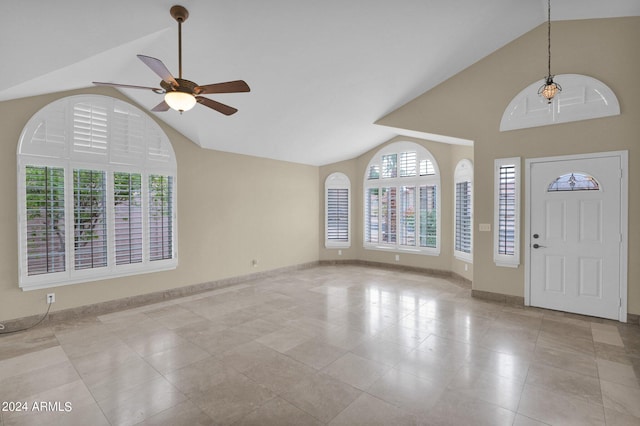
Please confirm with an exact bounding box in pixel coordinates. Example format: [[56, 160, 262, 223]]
[[2, 0, 638, 165]]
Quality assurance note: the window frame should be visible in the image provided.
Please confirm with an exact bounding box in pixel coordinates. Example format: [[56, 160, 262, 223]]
[[494, 157, 520, 268], [454, 159, 473, 263], [324, 172, 351, 249], [17, 95, 178, 291], [363, 141, 441, 256]]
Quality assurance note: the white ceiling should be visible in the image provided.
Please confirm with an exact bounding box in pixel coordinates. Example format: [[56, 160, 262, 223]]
[[2, 0, 639, 166]]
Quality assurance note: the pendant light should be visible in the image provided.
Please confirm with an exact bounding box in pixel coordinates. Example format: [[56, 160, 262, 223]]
[[538, 0, 562, 104]]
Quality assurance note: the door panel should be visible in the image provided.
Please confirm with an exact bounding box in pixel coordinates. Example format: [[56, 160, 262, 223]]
[[544, 256, 565, 293], [529, 156, 621, 320], [578, 257, 601, 297]]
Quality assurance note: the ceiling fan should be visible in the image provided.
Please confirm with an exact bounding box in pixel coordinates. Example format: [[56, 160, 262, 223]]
[[93, 5, 249, 115]]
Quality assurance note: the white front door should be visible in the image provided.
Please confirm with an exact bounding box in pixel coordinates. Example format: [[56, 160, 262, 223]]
[[528, 154, 623, 320]]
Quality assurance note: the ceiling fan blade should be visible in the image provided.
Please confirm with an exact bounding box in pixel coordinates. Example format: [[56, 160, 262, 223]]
[[93, 81, 165, 93], [137, 55, 178, 87], [196, 96, 238, 116], [151, 100, 171, 112], [196, 80, 251, 95]]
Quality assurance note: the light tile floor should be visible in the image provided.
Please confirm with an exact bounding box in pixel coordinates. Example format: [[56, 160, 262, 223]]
[[1, 265, 639, 425]]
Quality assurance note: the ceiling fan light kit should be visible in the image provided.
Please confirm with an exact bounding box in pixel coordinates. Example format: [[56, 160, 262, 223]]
[[165, 90, 196, 112], [93, 5, 250, 115]]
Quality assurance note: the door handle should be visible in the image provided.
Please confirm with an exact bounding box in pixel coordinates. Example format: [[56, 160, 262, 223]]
[[532, 243, 546, 249]]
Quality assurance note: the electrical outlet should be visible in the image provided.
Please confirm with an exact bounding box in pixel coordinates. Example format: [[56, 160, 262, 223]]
[[395, 254, 400, 262], [338, 249, 342, 256], [47, 293, 55, 304], [251, 259, 258, 268]]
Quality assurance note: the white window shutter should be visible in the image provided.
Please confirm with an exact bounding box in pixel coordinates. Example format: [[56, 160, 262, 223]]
[[325, 172, 351, 248]]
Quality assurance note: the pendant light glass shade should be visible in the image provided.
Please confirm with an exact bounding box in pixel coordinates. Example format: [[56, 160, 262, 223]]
[[165, 91, 196, 112], [539, 77, 561, 103]]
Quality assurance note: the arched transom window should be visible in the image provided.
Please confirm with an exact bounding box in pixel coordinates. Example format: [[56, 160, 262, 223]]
[[364, 141, 440, 255], [17, 95, 177, 290], [548, 172, 600, 192]]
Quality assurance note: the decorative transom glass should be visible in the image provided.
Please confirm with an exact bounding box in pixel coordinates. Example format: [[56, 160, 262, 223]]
[[548, 173, 600, 192]]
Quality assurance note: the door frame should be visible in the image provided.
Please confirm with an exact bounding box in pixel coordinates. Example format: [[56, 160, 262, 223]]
[[524, 150, 628, 322]]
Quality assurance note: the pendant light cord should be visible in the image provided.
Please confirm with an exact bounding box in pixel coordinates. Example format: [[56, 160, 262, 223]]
[[547, 0, 552, 78]]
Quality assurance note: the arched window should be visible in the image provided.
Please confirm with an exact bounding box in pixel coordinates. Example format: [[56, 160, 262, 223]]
[[454, 159, 473, 262], [325, 172, 351, 248], [17, 95, 177, 290], [364, 141, 440, 255]]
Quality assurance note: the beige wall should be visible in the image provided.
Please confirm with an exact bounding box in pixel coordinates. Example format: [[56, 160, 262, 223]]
[[377, 17, 640, 314], [3, 17, 636, 323], [319, 136, 473, 281], [0, 87, 319, 322]]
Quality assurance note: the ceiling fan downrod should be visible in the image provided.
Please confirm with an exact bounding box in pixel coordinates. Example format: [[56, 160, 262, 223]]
[[170, 5, 189, 80]]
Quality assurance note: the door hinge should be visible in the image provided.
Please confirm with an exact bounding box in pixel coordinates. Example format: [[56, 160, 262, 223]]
[[620, 298, 623, 307]]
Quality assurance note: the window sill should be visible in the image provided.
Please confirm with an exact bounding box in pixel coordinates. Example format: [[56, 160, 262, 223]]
[[19, 259, 178, 291], [454, 251, 473, 263], [325, 242, 351, 249], [364, 244, 440, 256], [493, 260, 519, 268]]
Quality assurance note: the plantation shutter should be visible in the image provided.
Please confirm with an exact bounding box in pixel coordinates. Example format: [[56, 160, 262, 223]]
[[381, 187, 397, 243], [111, 107, 146, 165], [327, 188, 349, 242], [455, 181, 472, 253], [399, 152, 417, 177], [419, 185, 437, 248], [399, 186, 416, 246], [25, 166, 66, 276], [73, 102, 108, 158], [114, 172, 143, 265], [365, 188, 379, 243], [498, 164, 516, 256], [149, 175, 174, 261], [73, 169, 108, 270], [382, 154, 397, 178]]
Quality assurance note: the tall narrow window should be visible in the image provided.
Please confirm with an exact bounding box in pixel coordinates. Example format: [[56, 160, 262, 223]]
[[365, 188, 379, 244], [25, 166, 66, 276], [325, 172, 351, 248], [420, 185, 437, 248], [114, 172, 143, 265], [454, 159, 473, 262], [18, 95, 177, 290], [399, 186, 416, 246], [149, 175, 174, 261], [364, 142, 440, 255], [380, 187, 397, 243], [73, 169, 107, 270], [494, 157, 520, 267]]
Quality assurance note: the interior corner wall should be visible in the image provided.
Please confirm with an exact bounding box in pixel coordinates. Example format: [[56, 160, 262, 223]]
[[376, 17, 640, 315], [319, 136, 473, 282], [0, 87, 319, 323]]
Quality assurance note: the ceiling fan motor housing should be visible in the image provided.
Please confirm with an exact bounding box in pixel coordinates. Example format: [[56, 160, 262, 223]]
[[161, 78, 198, 94]]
